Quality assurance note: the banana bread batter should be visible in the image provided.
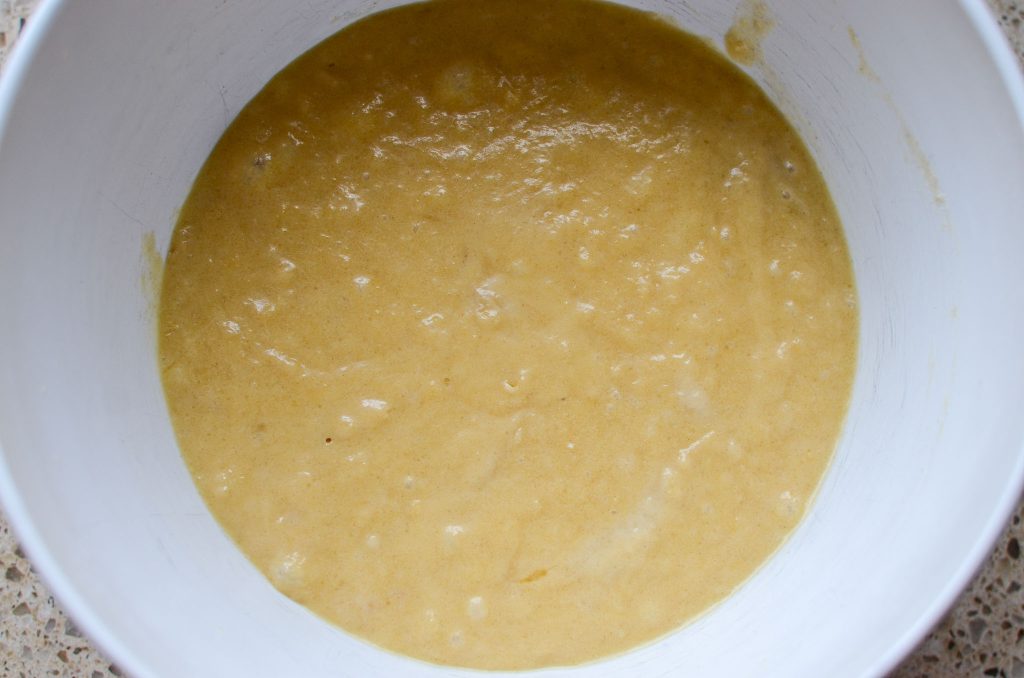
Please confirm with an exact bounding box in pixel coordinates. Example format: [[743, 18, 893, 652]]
[[159, 0, 858, 668]]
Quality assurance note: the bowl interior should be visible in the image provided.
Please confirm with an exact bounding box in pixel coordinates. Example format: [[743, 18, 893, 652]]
[[1, 1, 1023, 676]]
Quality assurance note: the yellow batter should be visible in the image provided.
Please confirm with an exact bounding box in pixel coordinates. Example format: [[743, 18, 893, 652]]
[[159, 0, 857, 669]]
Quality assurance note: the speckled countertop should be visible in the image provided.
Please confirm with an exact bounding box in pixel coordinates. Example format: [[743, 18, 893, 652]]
[[1, 2, 1023, 677]]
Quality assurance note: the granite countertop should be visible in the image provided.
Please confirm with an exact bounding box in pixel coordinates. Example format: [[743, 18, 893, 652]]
[[1, 2, 1023, 676]]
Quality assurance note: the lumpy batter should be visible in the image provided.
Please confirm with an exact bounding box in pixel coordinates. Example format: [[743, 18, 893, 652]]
[[159, 0, 857, 669]]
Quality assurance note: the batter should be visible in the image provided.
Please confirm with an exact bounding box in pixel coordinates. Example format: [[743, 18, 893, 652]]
[[159, 0, 858, 669]]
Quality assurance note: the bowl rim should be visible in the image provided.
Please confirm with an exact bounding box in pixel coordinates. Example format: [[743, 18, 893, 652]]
[[868, 0, 1024, 674], [0, 5, 159, 677], [0, 1, 1023, 677]]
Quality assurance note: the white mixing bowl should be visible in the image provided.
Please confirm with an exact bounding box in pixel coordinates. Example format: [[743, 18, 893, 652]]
[[1, 1, 1023, 676]]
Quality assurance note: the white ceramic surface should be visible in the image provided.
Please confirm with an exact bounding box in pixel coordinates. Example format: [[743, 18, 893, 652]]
[[0, 1, 1023, 676]]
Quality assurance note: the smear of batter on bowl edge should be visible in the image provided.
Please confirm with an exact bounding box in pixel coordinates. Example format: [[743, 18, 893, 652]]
[[724, 0, 774, 65]]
